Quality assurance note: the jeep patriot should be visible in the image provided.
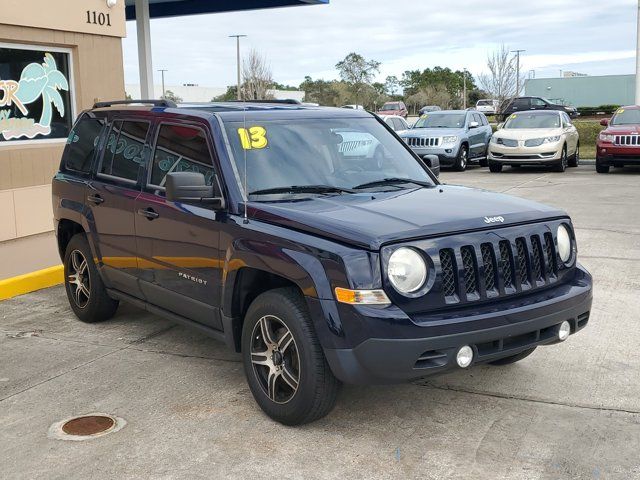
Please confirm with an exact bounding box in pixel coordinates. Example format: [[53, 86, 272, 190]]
[[52, 99, 593, 425]]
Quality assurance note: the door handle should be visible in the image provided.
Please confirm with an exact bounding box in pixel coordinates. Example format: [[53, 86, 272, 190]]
[[87, 194, 104, 205], [137, 207, 159, 220]]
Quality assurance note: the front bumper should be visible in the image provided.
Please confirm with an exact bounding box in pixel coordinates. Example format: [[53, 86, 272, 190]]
[[489, 142, 563, 164], [322, 265, 592, 384], [407, 145, 460, 166], [597, 144, 640, 165]]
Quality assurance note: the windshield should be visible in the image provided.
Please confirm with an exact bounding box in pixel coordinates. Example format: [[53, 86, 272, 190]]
[[222, 117, 435, 199], [504, 113, 560, 129], [611, 108, 640, 125], [380, 103, 400, 111], [413, 113, 466, 129]]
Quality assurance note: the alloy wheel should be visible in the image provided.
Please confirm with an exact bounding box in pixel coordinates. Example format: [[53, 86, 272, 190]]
[[67, 250, 91, 308], [250, 315, 300, 404]]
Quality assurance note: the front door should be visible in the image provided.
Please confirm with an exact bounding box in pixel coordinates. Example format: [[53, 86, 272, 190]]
[[468, 113, 486, 157], [134, 122, 224, 329], [86, 118, 151, 297]]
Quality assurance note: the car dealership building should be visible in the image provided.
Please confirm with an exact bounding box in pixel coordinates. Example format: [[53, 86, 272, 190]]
[[0, 0, 326, 297]]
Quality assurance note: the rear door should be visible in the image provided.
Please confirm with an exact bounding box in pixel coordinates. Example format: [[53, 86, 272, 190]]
[[134, 121, 224, 329], [86, 117, 151, 297]]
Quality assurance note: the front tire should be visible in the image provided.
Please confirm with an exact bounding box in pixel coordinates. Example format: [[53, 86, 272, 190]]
[[63, 233, 119, 323], [568, 142, 580, 167], [489, 347, 537, 365], [454, 145, 468, 171], [553, 146, 568, 172], [489, 161, 503, 173], [596, 160, 610, 173], [242, 288, 339, 425]]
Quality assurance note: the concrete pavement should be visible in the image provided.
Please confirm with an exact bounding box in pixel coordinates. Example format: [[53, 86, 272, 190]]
[[1, 164, 639, 479]]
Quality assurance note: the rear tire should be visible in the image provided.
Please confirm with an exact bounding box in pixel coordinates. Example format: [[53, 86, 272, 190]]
[[489, 347, 537, 365], [489, 161, 503, 173], [242, 287, 340, 425], [568, 142, 579, 167], [63, 233, 119, 323]]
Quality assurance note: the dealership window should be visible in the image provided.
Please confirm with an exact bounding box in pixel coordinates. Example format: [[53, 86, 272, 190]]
[[0, 44, 74, 144], [63, 114, 105, 173]]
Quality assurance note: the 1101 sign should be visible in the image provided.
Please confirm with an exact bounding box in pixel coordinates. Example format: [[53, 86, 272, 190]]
[[86, 10, 112, 27]]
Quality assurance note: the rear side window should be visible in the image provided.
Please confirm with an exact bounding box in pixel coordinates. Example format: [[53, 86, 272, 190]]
[[63, 114, 105, 173], [100, 120, 150, 182], [149, 124, 215, 188], [512, 98, 529, 109]]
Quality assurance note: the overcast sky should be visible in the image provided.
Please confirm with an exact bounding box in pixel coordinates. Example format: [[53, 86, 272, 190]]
[[122, 0, 638, 89]]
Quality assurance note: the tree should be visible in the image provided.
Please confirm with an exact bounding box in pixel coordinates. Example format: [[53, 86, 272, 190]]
[[241, 49, 274, 100], [478, 45, 522, 104], [299, 76, 340, 106], [335, 53, 381, 107], [400, 67, 476, 103], [384, 75, 400, 96], [163, 90, 182, 103], [212, 86, 237, 102]]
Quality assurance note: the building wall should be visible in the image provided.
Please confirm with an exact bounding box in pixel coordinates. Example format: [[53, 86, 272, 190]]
[[525, 75, 635, 108], [0, 19, 125, 280]]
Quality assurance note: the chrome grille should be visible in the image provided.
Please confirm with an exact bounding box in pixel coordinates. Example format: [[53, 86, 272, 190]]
[[614, 135, 640, 146], [405, 137, 440, 148], [498, 138, 518, 147], [439, 249, 456, 297]]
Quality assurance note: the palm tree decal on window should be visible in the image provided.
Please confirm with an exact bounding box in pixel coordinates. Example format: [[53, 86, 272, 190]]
[[1, 53, 70, 140]]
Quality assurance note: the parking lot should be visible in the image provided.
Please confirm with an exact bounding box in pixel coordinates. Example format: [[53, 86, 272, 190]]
[[1, 164, 639, 480]]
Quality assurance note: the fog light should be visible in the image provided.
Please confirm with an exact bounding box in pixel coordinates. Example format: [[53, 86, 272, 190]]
[[456, 345, 473, 368], [558, 321, 571, 341]]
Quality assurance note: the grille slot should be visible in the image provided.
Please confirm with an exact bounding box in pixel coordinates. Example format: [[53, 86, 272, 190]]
[[515, 238, 530, 287], [530, 235, 544, 282], [460, 246, 478, 295], [615, 135, 640, 146], [439, 249, 457, 297], [405, 137, 440, 147], [481, 243, 497, 292], [544, 233, 557, 277], [498, 240, 515, 289]]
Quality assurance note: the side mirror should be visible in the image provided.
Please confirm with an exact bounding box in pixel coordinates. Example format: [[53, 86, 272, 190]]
[[166, 172, 225, 210], [600, 118, 609, 126], [469, 121, 479, 129]]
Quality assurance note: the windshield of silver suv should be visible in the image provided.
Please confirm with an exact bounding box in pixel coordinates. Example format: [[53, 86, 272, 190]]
[[504, 112, 560, 129], [222, 117, 435, 198], [610, 108, 640, 125], [413, 113, 466, 129]]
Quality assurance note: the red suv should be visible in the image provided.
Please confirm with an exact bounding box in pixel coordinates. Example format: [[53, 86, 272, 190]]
[[377, 101, 408, 118], [596, 105, 640, 173]]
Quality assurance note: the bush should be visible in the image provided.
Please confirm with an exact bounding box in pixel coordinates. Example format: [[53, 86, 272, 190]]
[[574, 120, 604, 159], [577, 104, 620, 116]]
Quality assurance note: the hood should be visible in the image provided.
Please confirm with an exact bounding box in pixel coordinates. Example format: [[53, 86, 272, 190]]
[[400, 127, 462, 138], [494, 128, 563, 140], [248, 185, 566, 250], [603, 124, 640, 134]]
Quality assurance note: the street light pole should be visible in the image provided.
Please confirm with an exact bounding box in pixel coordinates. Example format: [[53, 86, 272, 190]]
[[636, 0, 640, 104], [158, 69, 168, 99], [229, 34, 247, 101], [511, 49, 526, 96], [463, 69, 467, 109]]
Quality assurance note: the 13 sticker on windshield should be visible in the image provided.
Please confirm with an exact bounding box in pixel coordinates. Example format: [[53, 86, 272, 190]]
[[238, 126, 268, 150]]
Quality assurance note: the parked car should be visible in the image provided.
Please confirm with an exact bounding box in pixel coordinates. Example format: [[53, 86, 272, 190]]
[[418, 105, 441, 116], [377, 101, 408, 118], [488, 110, 579, 172], [596, 105, 640, 173], [378, 114, 410, 132], [341, 104, 364, 110], [399, 110, 492, 171], [53, 99, 592, 425], [475, 99, 499, 115], [499, 97, 579, 121]]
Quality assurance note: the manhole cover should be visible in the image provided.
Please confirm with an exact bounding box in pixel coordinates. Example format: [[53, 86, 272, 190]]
[[62, 415, 115, 436], [48, 413, 126, 441]]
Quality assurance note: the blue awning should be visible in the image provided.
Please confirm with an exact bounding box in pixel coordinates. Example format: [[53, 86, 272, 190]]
[[125, 0, 328, 20]]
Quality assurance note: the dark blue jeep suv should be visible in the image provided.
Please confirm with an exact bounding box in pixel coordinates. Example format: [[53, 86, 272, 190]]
[[52, 99, 593, 425]]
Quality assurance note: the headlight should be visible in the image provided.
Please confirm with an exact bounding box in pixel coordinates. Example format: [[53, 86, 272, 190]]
[[557, 224, 573, 264], [543, 135, 561, 143], [387, 247, 427, 294], [442, 135, 458, 144], [490, 136, 499, 144], [599, 133, 615, 143]]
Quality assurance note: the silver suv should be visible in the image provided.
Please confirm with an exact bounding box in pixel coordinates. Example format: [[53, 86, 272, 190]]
[[399, 110, 493, 171]]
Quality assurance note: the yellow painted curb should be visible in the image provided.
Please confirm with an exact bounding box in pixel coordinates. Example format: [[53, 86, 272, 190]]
[[0, 265, 64, 301]]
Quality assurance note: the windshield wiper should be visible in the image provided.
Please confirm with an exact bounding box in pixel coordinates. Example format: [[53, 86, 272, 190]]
[[353, 178, 433, 190], [249, 184, 356, 196]]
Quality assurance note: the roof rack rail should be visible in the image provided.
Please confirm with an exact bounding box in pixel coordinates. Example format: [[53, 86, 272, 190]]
[[222, 99, 302, 105], [93, 99, 177, 109]]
